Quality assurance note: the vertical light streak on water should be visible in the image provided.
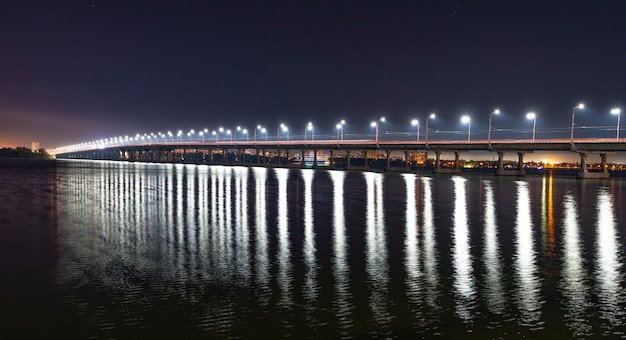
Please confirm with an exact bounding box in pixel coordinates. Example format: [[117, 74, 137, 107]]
[[275, 168, 293, 310], [224, 167, 234, 280], [403, 174, 422, 316], [234, 167, 251, 284], [514, 181, 543, 328], [175, 164, 186, 282], [595, 187, 624, 335], [209, 166, 218, 270], [166, 165, 175, 273], [186, 165, 197, 278], [329, 170, 353, 334], [560, 193, 591, 337], [197, 166, 209, 279], [421, 177, 439, 310], [547, 175, 555, 257], [215, 166, 228, 278], [451, 176, 475, 322], [253, 167, 271, 308], [301, 169, 318, 305], [482, 180, 504, 315], [364, 172, 391, 329]]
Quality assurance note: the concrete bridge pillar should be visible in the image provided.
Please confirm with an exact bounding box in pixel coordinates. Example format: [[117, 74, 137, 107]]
[[386, 150, 392, 169], [262, 149, 266, 165], [404, 151, 410, 169], [454, 151, 461, 169], [435, 150, 442, 170], [601, 153, 608, 173], [363, 150, 369, 169], [329, 150, 335, 167], [579, 152, 588, 172], [517, 152, 525, 170], [313, 150, 318, 168], [222, 149, 228, 165], [346, 150, 352, 168], [301, 149, 306, 167]]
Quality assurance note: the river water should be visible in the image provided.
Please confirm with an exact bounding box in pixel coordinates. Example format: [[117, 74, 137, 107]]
[[1, 159, 625, 338]]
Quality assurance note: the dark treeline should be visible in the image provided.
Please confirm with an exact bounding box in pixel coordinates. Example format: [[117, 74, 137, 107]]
[[0, 147, 52, 159]]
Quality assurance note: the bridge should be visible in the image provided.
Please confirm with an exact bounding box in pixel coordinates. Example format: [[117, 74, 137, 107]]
[[54, 137, 626, 179]]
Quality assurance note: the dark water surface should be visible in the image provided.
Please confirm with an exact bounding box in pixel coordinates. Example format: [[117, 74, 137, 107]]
[[1, 159, 625, 338]]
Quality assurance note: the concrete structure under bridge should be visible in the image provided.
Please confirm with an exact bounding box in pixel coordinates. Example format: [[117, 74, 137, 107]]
[[54, 138, 626, 179]]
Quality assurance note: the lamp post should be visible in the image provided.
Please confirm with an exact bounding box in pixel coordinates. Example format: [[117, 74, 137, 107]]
[[570, 103, 584, 141], [242, 128, 248, 142], [461, 115, 471, 142], [199, 131, 204, 144], [370, 117, 385, 143], [488, 109, 500, 143], [262, 127, 267, 142], [336, 120, 345, 141], [611, 108, 621, 139], [226, 129, 232, 142], [255, 125, 262, 143], [411, 119, 420, 142], [425, 113, 435, 144], [527, 112, 537, 141]]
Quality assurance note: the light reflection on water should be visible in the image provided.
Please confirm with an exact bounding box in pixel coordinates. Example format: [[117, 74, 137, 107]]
[[595, 187, 625, 336], [514, 180, 543, 328], [3, 160, 626, 338]]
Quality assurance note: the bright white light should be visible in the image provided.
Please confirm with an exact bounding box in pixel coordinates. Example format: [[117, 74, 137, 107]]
[[527, 112, 536, 119], [494, 109, 500, 114], [611, 108, 621, 115], [336, 123, 342, 129], [577, 103, 584, 109], [380, 117, 386, 122], [411, 119, 418, 126], [370, 121, 377, 127], [461, 116, 470, 123], [429, 113, 436, 119]]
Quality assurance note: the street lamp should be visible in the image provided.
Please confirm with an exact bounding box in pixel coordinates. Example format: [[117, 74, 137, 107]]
[[235, 126, 241, 141], [242, 128, 248, 142], [570, 103, 584, 141], [527, 112, 537, 141], [461, 115, 471, 142], [199, 131, 205, 144], [305, 122, 314, 142], [255, 125, 262, 143], [226, 129, 232, 142], [411, 119, 420, 142], [262, 127, 267, 142], [212, 130, 218, 143], [370, 117, 385, 143], [425, 113, 435, 144], [488, 109, 500, 143], [336, 120, 346, 141], [611, 108, 621, 139]]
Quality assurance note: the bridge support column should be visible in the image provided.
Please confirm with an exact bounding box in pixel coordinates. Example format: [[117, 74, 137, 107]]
[[329, 150, 335, 168], [301, 149, 306, 167], [313, 150, 318, 168], [385, 150, 391, 170], [363, 150, 369, 169], [494, 151, 527, 176], [262, 149, 266, 165], [433, 150, 462, 174], [576, 152, 611, 179], [405, 151, 410, 170], [223, 149, 228, 165], [285, 149, 290, 167], [346, 150, 352, 168]]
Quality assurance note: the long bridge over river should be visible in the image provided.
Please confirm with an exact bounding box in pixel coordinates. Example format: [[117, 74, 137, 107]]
[[54, 138, 626, 179]]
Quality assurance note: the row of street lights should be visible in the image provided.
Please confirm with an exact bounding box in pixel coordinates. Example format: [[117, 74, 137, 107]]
[[131, 107, 626, 146]]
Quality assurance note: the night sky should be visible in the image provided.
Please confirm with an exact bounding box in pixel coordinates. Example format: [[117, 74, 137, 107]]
[[1, 0, 625, 154]]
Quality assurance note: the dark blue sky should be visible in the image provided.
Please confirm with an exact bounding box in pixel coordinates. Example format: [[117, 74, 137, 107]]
[[1, 0, 625, 148]]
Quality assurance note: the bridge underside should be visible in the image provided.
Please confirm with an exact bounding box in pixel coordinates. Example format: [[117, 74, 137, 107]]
[[55, 142, 622, 178]]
